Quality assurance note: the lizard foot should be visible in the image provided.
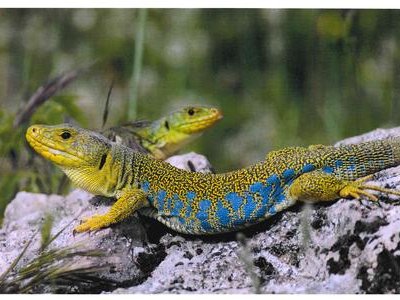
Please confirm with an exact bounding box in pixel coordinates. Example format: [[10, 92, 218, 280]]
[[339, 184, 379, 202], [340, 175, 400, 202], [73, 214, 111, 233]]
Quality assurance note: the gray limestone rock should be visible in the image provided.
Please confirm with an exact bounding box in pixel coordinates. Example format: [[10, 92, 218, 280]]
[[0, 190, 149, 292], [2, 129, 400, 293], [335, 126, 400, 146], [166, 152, 214, 173]]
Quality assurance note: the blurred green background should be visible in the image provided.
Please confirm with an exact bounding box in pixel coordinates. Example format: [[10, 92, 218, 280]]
[[1, 9, 400, 221]]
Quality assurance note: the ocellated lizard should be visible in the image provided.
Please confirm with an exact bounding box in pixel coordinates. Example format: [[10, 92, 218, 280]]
[[103, 106, 222, 159], [26, 124, 400, 234]]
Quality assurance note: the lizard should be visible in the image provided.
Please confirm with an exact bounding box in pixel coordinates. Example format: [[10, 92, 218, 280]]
[[102, 106, 223, 160], [25, 123, 400, 235]]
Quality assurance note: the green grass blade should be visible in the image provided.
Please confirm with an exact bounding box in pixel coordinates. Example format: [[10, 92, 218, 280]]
[[128, 8, 147, 121]]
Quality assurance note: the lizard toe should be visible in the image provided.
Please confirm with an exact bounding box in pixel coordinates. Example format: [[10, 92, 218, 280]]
[[74, 215, 111, 233]]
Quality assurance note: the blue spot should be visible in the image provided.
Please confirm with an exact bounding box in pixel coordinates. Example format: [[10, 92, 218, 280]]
[[147, 194, 154, 205], [157, 190, 166, 211], [178, 217, 185, 224], [322, 166, 334, 174], [201, 220, 212, 231], [249, 182, 263, 193], [250, 182, 271, 207], [347, 164, 356, 171], [141, 181, 150, 193], [282, 168, 296, 183], [243, 194, 257, 220], [335, 159, 343, 168], [260, 185, 272, 203], [216, 201, 231, 226], [266, 174, 280, 185], [272, 181, 283, 199], [185, 192, 195, 218], [276, 193, 286, 203], [233, 219, 246, 226], [199, 199, 212, 211], [302, 163, 315, 173], [187, 191, 196, 200], [185, 205, 192, 218], [197, 199, 212, 223], [166, 197, 172, 211], [265, 175, 284, 205], [255, 205, 267, 218], [186, 219, 194, 230], [171, 199, 184, 216], [378, 159, 385, 168], [269, 206, 276, 214], [196, 211, 208, 221], [225, 192, 243, 212]]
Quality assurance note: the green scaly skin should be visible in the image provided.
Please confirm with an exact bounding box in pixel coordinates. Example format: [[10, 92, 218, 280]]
[[103, 106, 223, 159], [26, 124, 400, 235]]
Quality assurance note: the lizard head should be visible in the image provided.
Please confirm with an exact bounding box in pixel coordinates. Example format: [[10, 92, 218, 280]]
[[26, 123, 112, 169], [26, 123, 118, 195], [138, 106, 223, 159], [166, 106, 223, 135]]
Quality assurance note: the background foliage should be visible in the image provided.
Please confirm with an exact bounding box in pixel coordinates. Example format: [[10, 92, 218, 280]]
[[1, 9, 400, 220]]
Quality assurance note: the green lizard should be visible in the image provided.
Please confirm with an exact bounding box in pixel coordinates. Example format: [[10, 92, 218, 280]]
[[103, 106, 223, 159], [25, 124, 400, 235]]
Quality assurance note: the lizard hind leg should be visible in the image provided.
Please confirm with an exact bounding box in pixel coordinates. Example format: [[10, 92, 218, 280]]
[[288, 170, 400, 204], [288, 170, 352, 203]]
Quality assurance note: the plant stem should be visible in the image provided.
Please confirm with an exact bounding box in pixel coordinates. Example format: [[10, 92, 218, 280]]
[[128, 9, 147, 121]]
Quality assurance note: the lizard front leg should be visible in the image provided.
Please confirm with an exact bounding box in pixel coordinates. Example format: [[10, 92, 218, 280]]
[[288, 170, 400, 203], [74, 188, 148, 233]]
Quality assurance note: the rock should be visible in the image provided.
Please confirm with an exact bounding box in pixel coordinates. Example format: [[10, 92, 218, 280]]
[[166, 152, 214, 173], [335, 126, 400, 146], [2, 130, 400, 293], [0, 190, 148, 292]]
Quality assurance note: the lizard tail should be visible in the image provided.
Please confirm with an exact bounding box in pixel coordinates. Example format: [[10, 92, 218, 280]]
[[329, 138, 400, 181]]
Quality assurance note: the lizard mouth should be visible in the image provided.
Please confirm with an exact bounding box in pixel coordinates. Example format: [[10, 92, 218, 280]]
[[26, 125, 87, 167], [178, 108, 223, 134]]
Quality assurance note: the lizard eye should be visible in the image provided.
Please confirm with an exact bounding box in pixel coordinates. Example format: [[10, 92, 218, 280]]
[[60, 131, 71, 139], [188, 108, 195, 116]]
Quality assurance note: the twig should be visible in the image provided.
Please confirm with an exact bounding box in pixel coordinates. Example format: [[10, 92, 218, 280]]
[[102, 80, 115, 130], [13, 69, 83, 128]]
